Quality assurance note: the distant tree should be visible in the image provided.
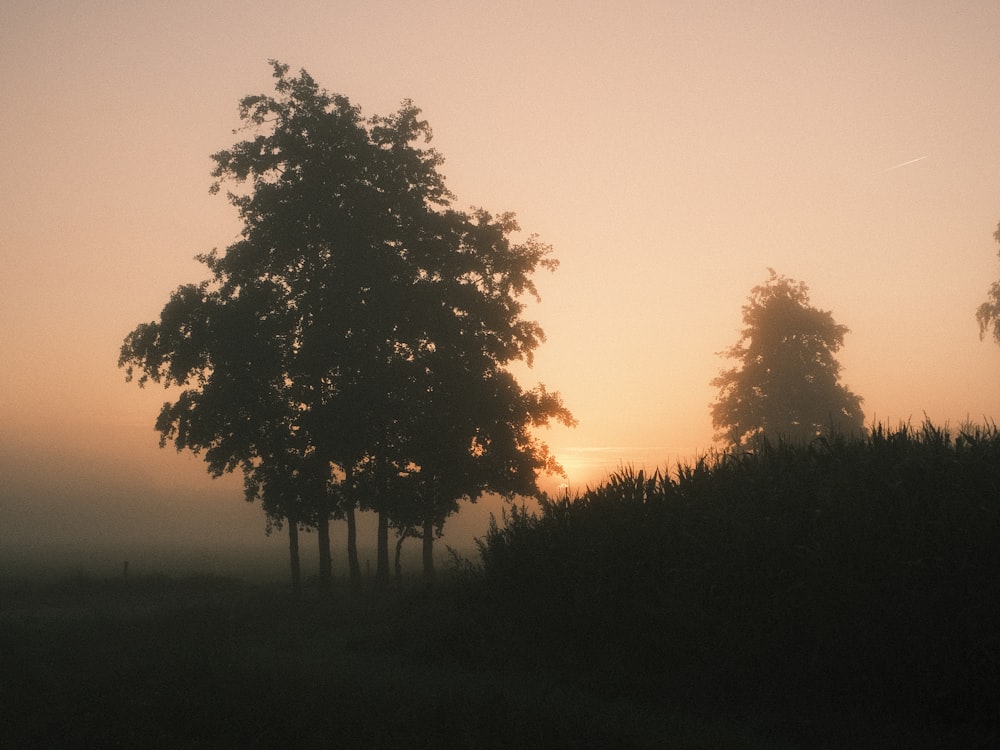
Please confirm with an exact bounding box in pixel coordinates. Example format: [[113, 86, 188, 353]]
[[120, 61, 572, 591], [711, 269, 865, 447], [976, 221, 1000, 345]]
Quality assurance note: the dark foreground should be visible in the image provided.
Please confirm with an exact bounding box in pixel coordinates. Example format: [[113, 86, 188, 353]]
[[6, 424, 1000, 748], [0, 571, 992, 749]]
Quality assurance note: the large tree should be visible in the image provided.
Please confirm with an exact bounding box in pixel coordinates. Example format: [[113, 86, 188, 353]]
[[976, 221, 1000, 345], [119, 61, 572, 590], [711, 269, 865, 448]]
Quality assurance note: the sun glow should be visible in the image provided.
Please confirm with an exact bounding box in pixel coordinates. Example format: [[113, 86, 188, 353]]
[[2, 1, 1000, 574]]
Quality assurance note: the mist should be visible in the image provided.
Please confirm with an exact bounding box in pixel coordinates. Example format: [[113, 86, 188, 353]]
[[0, 435, 503, 582]]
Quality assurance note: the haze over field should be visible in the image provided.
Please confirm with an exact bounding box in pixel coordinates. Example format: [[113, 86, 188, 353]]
[[3, 1, 1000, 576]]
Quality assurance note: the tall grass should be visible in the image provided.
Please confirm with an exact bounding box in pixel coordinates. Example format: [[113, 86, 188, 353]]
[[476, 421, 1000, 734]]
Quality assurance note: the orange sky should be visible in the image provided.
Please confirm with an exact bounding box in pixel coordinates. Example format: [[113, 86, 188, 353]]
[[2, 1, 1000, 575]]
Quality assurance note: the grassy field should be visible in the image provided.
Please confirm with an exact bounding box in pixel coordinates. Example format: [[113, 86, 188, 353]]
[[1, 573, 785, 749], [0, 572, 990, 749], [2, 423, 998, 748]]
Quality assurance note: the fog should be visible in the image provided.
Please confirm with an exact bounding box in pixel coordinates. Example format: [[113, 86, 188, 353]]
[[0, 433, 510, 583]]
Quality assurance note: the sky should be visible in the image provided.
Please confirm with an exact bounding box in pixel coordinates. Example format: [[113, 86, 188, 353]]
[[2, 1, 1000, 577]]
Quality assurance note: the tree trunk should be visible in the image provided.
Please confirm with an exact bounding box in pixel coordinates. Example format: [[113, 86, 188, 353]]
[[287, 514, 302, 599], [346, 504, 361, 592], [375, 510, 390, 588], [317, 511, 332, 596], [394, 533, 406, 586], [422, 518, 435, 588]]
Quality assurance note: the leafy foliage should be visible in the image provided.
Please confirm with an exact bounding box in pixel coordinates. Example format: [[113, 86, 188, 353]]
[[711, 270, 865, 447]]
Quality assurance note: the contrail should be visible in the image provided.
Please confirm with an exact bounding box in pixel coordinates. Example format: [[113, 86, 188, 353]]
[[879, 155, 928, 173]]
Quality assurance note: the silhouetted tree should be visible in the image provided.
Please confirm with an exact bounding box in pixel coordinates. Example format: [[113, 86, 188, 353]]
[[119, 277, 323, 590], [711, 269, 865, 447], [977, 220, 1000, 345], [120, 61, 572, 591], [398, 369, 572, 584], [246, 448, 339, 598]]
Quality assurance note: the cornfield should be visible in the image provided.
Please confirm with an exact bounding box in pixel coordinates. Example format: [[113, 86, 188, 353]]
[[477, 421, 1000, 731]]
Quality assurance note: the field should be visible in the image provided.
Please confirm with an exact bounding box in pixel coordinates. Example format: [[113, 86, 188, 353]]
[[2, 423, 998, 748], [0, 574, 774, 749]]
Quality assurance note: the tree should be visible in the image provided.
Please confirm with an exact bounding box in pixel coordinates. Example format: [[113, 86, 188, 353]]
[[976, 221, 1000, 345], [119, 276, 318, 591], [711, 269, 865, 447], [119, 61, 572, 590], [395, 368, 572, 585]]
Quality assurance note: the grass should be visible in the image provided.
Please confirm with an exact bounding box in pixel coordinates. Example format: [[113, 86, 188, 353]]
[[2, 421, 998, 747], [1, 573, 791, 749]]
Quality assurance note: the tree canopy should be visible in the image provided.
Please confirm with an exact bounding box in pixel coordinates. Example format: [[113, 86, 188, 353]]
[[976, 220, 1000, 346], [711, 270, 865, 448], [119, 61, 573, 588]]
